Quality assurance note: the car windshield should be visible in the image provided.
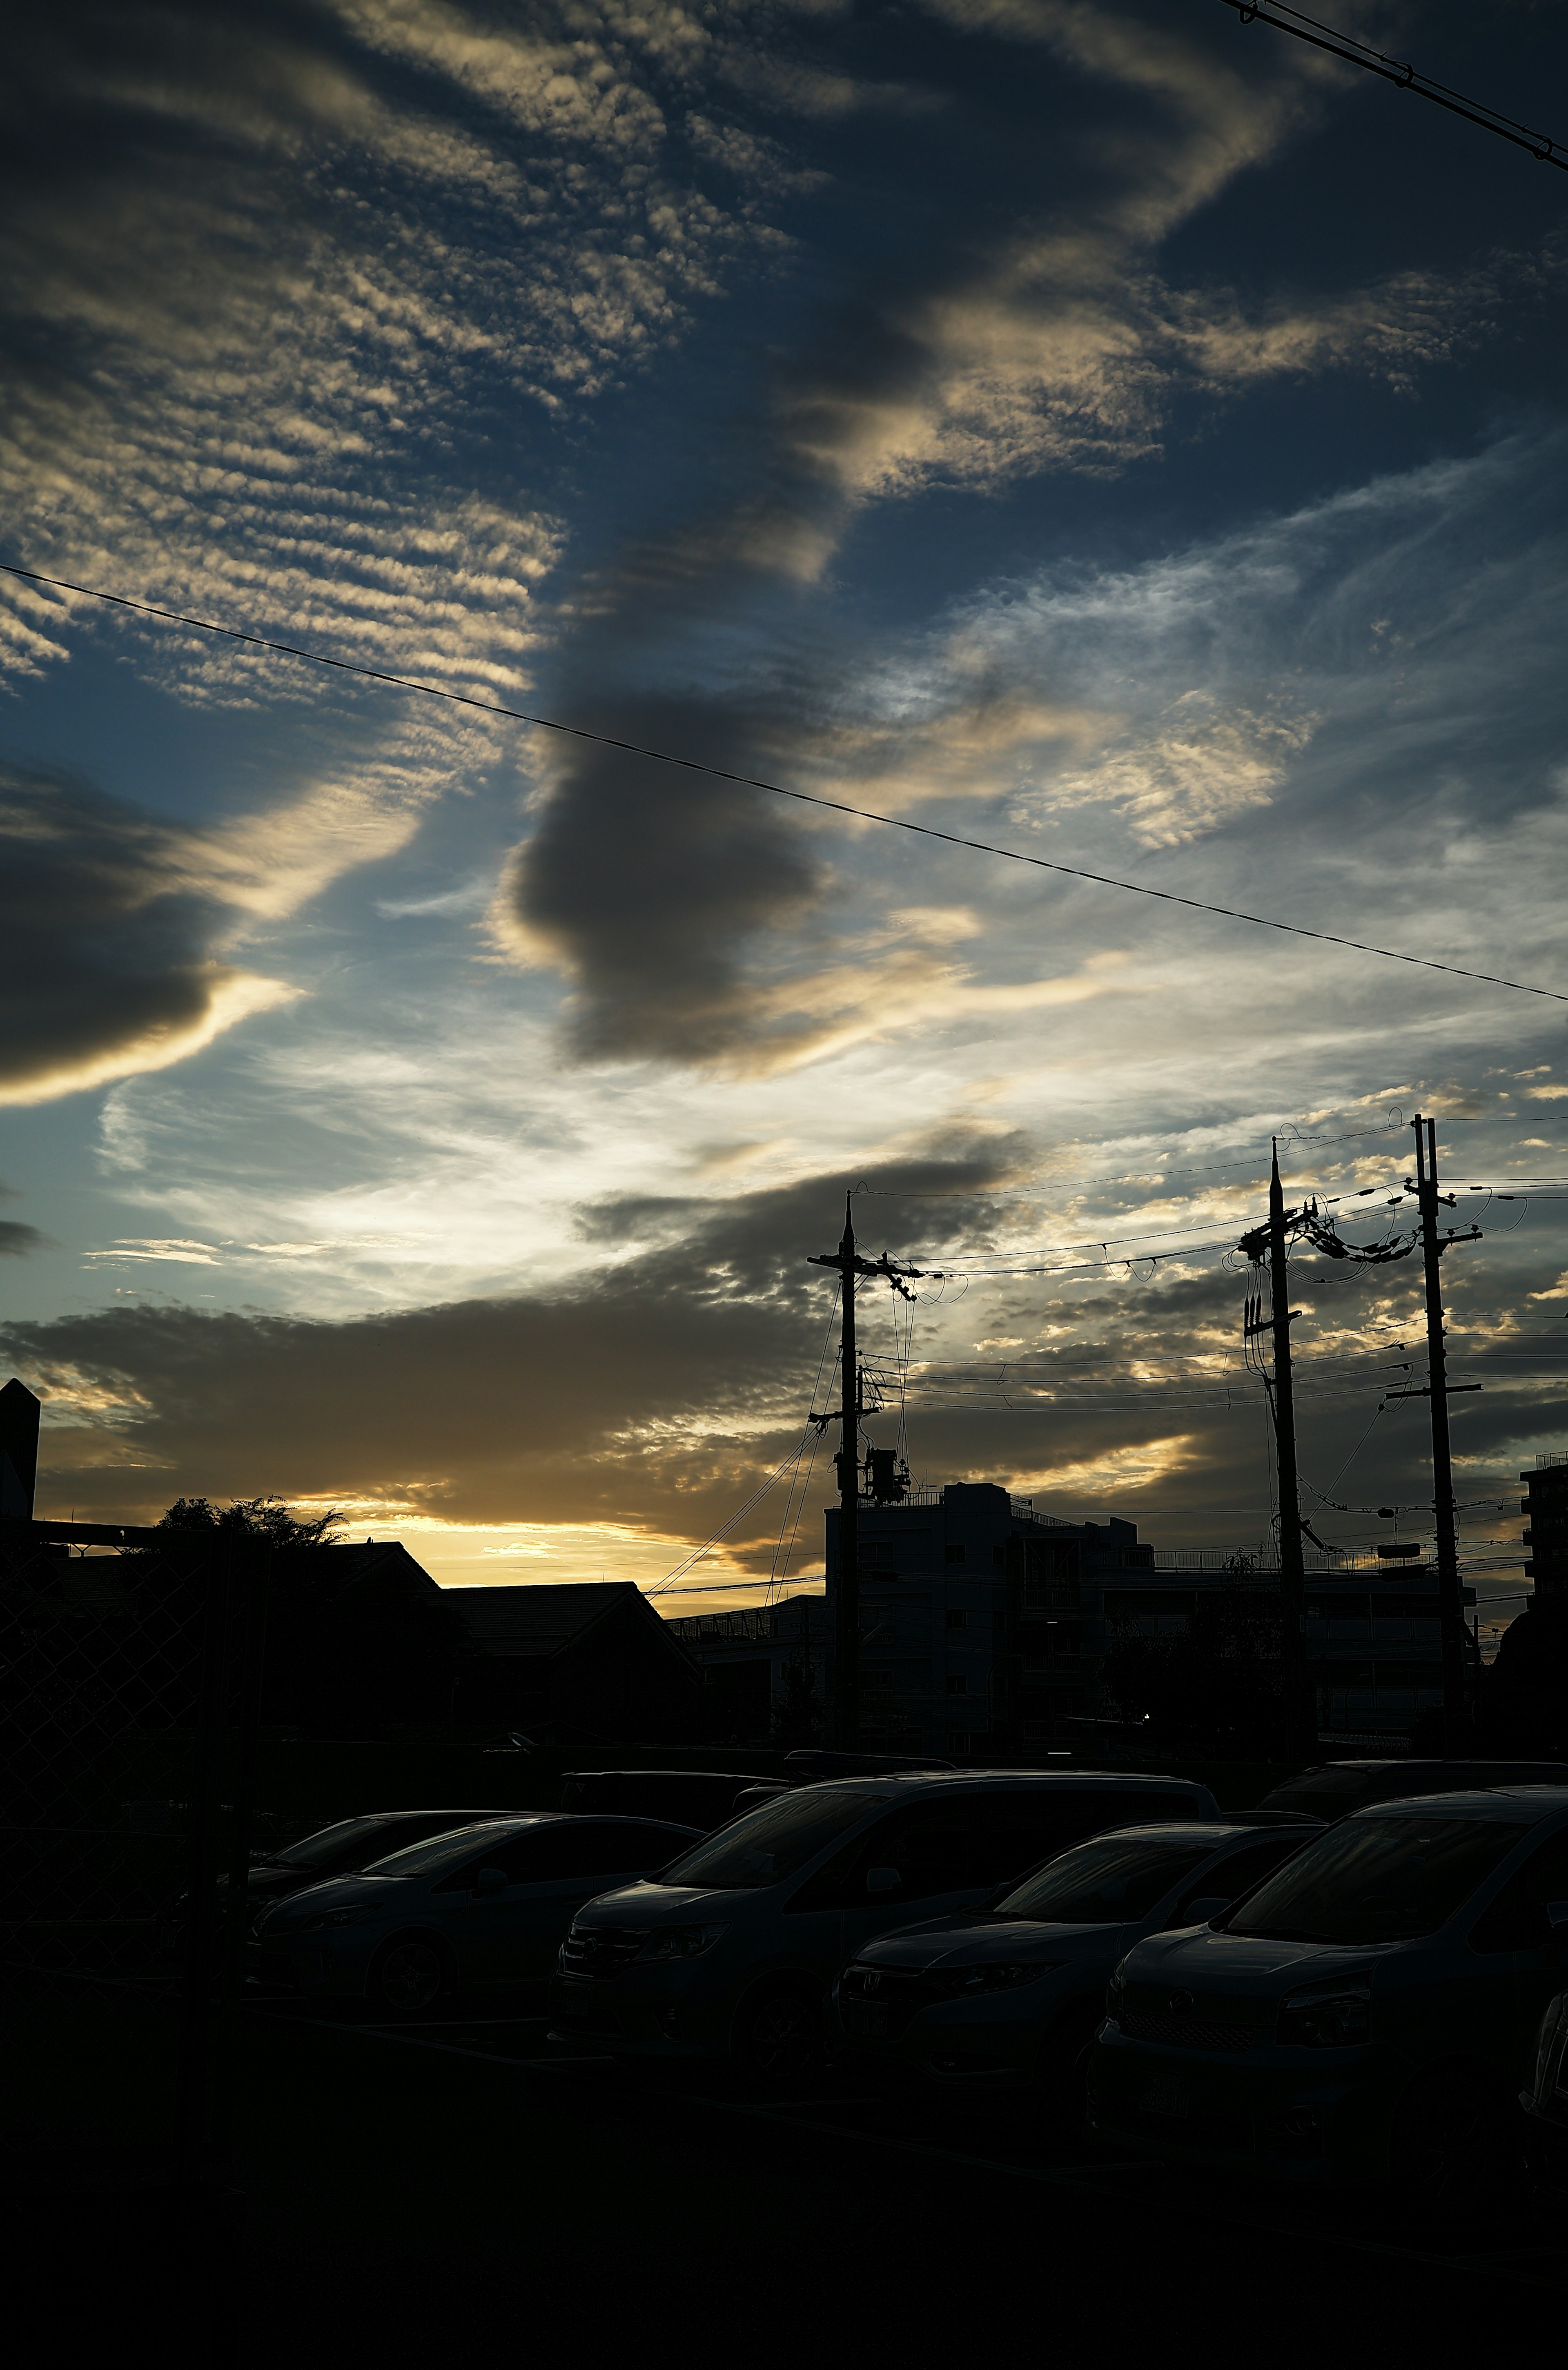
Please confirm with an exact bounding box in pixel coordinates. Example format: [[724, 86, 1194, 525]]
[[276, 1818, 390, 1869], [363, 1822, 527, 1878], [650, 1788, 874, 1889], [996, 1836, 1221, 1925], [1223, 1815, 1532, 1945]]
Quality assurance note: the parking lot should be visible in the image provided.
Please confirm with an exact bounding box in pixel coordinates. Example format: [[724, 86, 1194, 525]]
[[11, 1965, 1562, 2363]]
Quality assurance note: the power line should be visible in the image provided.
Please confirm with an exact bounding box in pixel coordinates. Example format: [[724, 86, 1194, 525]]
[[4, 559, 1565, 1007], [1222, 1, 1567, 171]]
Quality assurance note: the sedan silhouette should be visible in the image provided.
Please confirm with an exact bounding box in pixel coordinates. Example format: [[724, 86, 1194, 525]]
[[255, 1812, 701, 2012]]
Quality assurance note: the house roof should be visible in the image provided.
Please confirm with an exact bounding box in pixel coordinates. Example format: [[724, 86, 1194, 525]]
[[443, 1581, 668, 1659]]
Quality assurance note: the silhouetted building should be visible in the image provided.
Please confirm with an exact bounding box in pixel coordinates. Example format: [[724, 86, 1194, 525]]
[[823, 1481, 1154, 1757], [665, 1590, 826, 1741], [815, 1477, 1479, 1754], [448, 1581, 701, 1739], [0, 1377, 40, 1520], [1105, 1553, 1478, 1744], [1522, 1455, 1568, 1602]]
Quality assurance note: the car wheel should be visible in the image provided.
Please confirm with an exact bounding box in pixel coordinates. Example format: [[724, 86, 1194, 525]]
[[1389, 2068, 1523, 2227], [739, 1990, 822, 2089], [370, 1936, 450, 2016]]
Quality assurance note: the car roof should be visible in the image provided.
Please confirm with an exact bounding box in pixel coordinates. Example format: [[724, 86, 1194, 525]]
[[1355, 1787, 1568, 1822], [372, 1811, 702, 1843], [359, 1808, 515, 1821], [1077, 1820, 1318, 1843], [826, 1769, 1205, 1798]]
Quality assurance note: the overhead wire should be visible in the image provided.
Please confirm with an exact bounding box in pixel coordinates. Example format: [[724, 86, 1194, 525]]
[[4, 558, 1566, 1006], [1219, 1, 1568, 173], [766, 1281, 840, 1606]]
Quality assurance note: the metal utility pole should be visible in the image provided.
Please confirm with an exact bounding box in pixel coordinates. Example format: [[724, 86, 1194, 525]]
[[808, 1198, 925, 1752], [1408, 1114, 1481, 1737]]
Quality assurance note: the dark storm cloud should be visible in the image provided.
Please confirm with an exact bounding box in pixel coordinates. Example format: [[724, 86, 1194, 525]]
[[0, 764, 287, 1105], [500, 698, 827, 1065], [0, 1225, 50, 1257]]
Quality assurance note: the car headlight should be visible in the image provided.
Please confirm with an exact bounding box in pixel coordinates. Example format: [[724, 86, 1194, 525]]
[[1276, 1981, 1372, 2049], [1105, 1962, 1128, 2027], [926, 1961, 1064, 1998], [636, 1924, 729, 1962]]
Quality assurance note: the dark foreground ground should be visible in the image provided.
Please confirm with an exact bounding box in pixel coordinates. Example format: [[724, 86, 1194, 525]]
[[6, 1972, 1561, 2366]]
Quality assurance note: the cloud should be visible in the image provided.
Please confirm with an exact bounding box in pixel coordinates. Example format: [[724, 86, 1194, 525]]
[[493, 697, 829, 1065], [0, 1222, 51, 1257], [10, 1135, 1559, 1574], [0, 0, 833, 728], [488, 2, 1533, 1067], [0, 764, 305, 1107]]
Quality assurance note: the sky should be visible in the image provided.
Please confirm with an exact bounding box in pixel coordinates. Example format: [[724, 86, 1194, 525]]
[[3, 0, 1568, 1636]]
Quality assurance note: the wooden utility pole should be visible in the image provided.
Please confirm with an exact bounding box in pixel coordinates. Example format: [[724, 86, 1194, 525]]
[[808, 1199, 924, 1753]]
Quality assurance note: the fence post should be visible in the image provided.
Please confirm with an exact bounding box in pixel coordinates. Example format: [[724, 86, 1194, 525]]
[[176, 1542, 234, 2191], [210, 1543, 271, 2178]]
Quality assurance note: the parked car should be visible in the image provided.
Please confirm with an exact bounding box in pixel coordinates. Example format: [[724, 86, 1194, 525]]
[[1254, 1759, 1568, 1823], [1088, 1785, 1568, 2216], [560, 1771, 785, 1828], [549, 1769, 1220, 2085], [1521, 1989, 1568, 2196], [173, 1807, 512, 1940], [834, 1820, 1321, 2130], [253, 1813, 701, 2012]]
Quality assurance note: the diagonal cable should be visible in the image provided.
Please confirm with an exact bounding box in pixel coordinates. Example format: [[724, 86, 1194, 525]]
[[2, 560, 1564, 1006]]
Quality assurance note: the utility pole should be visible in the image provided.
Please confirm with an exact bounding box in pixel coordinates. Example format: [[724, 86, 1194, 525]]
[[1240, 1144, 1315, 1759], [1407, 1114, 1481, 1740], [808, 1198, 925, 1752], [835, 1198, 860, 1753], [1266, 1145, 1314, 1757]]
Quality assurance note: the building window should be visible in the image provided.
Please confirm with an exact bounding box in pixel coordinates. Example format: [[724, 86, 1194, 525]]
[[945, 1544, 966, 1566], [945, 1609, 967, 1630], [946, 1730, 972, 1756], [860, 1539, 896, 1569], [945, 1675, 968, 1695]]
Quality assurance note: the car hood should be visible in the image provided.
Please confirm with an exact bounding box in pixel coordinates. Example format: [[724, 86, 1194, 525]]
[[1121, 1926, 1393, 1994], [243, 1865, 314, 1897], [855, 1916, 1119, 1972], [571, 1880, 757, 1924], [261, 1872, 416, 1928]]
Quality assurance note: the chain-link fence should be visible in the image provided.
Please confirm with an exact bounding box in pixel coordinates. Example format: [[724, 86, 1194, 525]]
[[0, 1516, 269, 2186]]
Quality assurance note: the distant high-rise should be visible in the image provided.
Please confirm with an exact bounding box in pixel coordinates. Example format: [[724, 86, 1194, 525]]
[[1522, 1456, 1568, 1601], [0, 1377, 40, 1521]]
